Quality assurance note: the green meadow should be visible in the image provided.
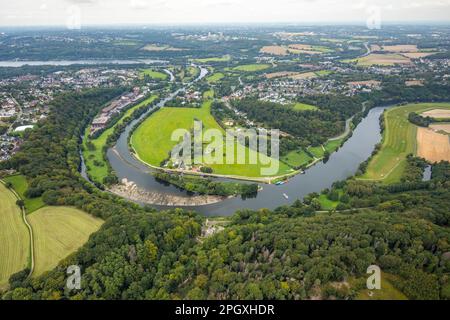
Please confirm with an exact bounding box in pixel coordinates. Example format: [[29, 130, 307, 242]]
[[206, 73, 225, 83], [233, 64, 271, 72], [292, 103, 318, 111], [140, 69, 167, 80], [280, 149, 313, 168], [3, 174, 45, 214], [193, 55, 231, 63], [131, 91, 291, 178]]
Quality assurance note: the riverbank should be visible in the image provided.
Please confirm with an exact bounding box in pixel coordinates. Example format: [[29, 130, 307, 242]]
[[108, 178, 228, 206]]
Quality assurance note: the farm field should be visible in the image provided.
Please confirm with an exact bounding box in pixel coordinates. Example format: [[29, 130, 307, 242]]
[[360, 103, 450, 183], [0, 183, 29, 289], [140, 69, 167, 80], [193, 55, 231, 63], [233, 64, 271, 72], [265, 71, 299, 79], [380, 44, 419, 52], [3, 174, 45, 214], [206, 73, 224, 83], [28, 207, 103, 276], [83, 95, 158, 184], [416, 127, 450, 163], [346, 53, 411, 66], [430, 123, 450, 134], [421, 109, 450, 119], [260, 46, 289, 56], [142, 44, 184, 51], [260, 44, 331, 56], [131, 92, 291, 178], [289, 71, 319, 80], [265, 70, 330, 80], [401, 52, 436, 59]]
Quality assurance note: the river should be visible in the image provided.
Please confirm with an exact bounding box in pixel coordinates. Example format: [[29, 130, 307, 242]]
[[104, 89, 387, 216]]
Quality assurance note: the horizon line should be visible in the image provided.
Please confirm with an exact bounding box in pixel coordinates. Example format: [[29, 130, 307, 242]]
[[1, 20, 450, 29]]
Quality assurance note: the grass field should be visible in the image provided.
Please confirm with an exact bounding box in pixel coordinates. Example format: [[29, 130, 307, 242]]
[[308, 139, 344, 159], [233, 64, 271, 72], [140, 69, 167, 80], [3, 174, 45, 214], [206, 73, 225, 83], [131, 91, 292, 178], [193, 55, 231, 63], [29, 207, 103, 276], [83, 95, 158, 184], [186, 66, 200, 80], [0, 183, 29, 289], [360, 103, 450, 183], [318, 194, 340, 210], [292, 103, 318, 111], [355, 273, 408, 300], [280, 149, 313, 168], [345, 53, 411, 66]]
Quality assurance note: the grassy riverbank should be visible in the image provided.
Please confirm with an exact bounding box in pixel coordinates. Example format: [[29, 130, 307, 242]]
[[83, 95, 158, 184], [359, 103, 450, 184]]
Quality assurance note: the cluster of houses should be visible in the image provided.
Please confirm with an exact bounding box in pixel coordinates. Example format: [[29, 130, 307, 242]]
[[0, 97, 17, 119], [0, 67, 144, 162], [0, 135, 21, 162]]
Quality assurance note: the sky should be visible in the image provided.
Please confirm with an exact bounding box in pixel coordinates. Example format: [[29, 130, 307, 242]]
[[1, 0, 450, 27]]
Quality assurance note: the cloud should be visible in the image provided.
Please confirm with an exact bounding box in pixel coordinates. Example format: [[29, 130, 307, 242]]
[[1, 0, 450, 26]]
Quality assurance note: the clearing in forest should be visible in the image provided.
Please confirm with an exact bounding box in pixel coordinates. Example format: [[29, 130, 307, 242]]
[[0, 183, 29, 289], [29, 206, 103, 276]]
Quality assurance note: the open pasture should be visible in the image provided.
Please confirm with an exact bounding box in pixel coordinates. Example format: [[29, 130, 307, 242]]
[[3, 174, 45, 214], [193, 55, 231, 63], [29, 207, 103, 276], [131, 94, 291, 178], [206, 73, 225, 83], [0, 183, 29, 289], [140, 69, 168, 80], [292, 103, 318, 111], [348, 53, 411, 66], [233, 64, 271, 72]]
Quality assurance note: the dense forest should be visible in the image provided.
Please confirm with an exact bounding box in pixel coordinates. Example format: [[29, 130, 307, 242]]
[[2, 182, 449, 300], [231, 96, 362, 147]]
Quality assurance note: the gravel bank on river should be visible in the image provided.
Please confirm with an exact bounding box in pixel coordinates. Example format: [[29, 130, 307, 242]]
[[108, 179, 227, 206]]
